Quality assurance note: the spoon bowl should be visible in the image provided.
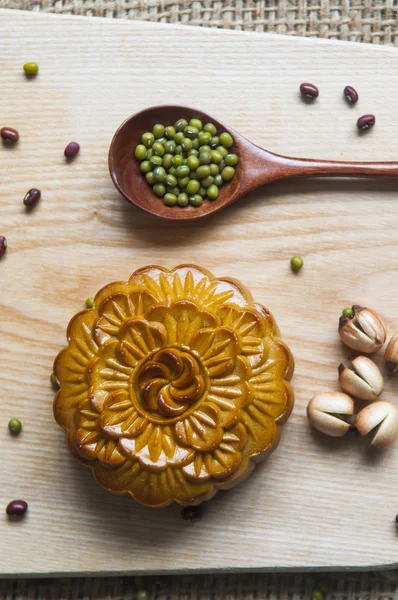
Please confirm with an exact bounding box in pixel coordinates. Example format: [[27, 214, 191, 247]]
[[109, 105, 398, 221], [109, 105, 244, 220]]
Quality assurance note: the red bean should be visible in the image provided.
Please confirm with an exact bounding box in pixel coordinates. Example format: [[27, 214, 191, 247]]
[[180, 505, 202, 522], [6, 500, 28, 517], [0, 236, 7, 257], [299, 83, 319, 99], [23, 188, 41, 207], [357, 114, 375, 131], [344, 86, 359, 104], [64, 141, 80, 159], [1, 127, 19, 143]]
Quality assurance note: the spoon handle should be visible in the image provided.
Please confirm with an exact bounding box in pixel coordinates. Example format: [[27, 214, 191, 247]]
[[272, 154, 398, 181]]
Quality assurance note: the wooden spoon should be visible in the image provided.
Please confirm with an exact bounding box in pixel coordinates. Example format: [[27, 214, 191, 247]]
[[109, 105, 398, 221]]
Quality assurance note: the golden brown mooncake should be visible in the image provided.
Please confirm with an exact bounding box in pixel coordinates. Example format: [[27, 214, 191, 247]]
[[54, 265, 294, 507]]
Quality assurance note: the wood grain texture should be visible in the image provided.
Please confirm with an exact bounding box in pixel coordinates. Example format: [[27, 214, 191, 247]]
[[1, 9, 398, 576]]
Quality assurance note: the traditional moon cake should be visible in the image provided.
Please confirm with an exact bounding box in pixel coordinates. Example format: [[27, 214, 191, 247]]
[[53, 265, 294, 507]]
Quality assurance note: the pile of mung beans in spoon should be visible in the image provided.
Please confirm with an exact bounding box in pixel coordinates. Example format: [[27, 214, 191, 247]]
[[135, 118, 238, 207]]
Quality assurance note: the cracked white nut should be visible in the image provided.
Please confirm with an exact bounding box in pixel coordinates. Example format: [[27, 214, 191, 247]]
[[338, 355, 384, 401], [355, 401, 398, 448], [385, 332, 398, 374], [338, 305, 387, 353], [307, 392, 354, 437]]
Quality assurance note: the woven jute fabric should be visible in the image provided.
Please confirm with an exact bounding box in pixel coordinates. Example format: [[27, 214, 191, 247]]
[[1, 572, 398, 599], [2, 0, 398, 45]]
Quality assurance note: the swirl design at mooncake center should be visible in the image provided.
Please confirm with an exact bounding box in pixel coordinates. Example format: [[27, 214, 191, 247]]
[[135, 348, 206, 422]]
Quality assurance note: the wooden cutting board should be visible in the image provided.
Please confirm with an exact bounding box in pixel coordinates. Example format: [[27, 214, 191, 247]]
[[2, 9, 398, 577]]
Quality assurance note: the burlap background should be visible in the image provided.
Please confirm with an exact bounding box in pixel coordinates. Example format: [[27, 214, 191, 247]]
[[1, 572, 398, 599], [2, 1, 398, 597], [1, 0, 398, 45]]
